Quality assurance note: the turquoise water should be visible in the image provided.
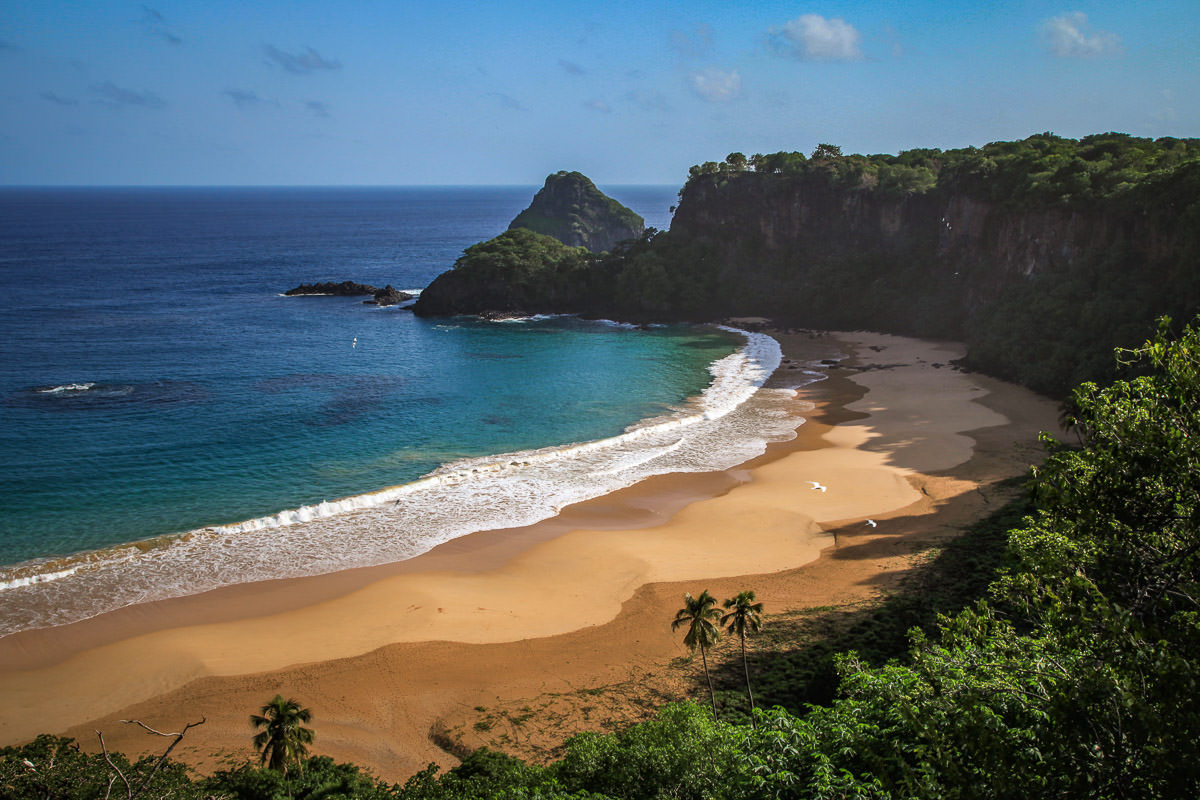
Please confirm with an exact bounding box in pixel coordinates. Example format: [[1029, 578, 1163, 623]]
[[0, 187, 802, 636]]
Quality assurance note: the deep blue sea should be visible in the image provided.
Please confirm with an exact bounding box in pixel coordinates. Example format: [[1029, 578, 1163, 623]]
[[0, 186, 804, 636]]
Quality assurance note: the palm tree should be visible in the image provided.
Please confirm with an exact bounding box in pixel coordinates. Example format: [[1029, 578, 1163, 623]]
[[672, 590, 722, 719], [251, 695, 314, 776], [722, 590, 764, 724]]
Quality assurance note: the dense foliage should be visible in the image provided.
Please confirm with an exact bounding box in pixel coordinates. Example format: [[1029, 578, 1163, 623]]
[[412, 228, 598, 316], [452, 229, 592, 289], [688, 133, 1200, 207], [5, 319, 1197, 798], [508, 171, 644, 253]]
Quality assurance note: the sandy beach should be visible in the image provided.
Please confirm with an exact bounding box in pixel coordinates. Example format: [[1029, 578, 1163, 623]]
[[0, 330, 1059, 782]]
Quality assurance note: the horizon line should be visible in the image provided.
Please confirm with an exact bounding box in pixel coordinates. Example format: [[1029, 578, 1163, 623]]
[[0, 182, 683, 190]]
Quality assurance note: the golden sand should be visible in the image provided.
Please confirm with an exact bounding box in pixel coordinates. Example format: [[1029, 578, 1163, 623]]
[[0, 331, 1059, 781]]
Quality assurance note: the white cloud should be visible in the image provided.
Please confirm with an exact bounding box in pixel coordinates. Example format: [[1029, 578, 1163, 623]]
[[689, 68, 741, 102], [770, 14, 863, 61], [1040, 12, 1121, 58]]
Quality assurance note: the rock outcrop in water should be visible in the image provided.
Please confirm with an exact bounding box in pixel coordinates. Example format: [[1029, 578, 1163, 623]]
[[285, 281, 379, 296], [285, 281, 413, 306], [508, 171, 644, 253], [367, 285, 413, 306]]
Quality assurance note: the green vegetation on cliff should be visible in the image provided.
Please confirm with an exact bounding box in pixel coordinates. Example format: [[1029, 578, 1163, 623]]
[[689, 132, 1200, 207], [508, 171, 644, 253], [413, 228, 596, 316]]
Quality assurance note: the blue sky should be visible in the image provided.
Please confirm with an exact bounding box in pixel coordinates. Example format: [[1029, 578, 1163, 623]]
[[1, 1, 1197, 185]]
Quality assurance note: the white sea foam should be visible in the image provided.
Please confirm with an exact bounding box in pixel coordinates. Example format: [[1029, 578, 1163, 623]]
[[0, 565, 82, 590], [37, 382, 95, 394], [0, 328, 826, 637], [484, 313, 568, 324]]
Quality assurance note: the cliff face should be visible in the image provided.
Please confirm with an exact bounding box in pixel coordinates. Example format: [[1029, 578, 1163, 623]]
[[668, 168, 1197, 393], [509, 171, 644, 253], [671, 172, 1171, 313]]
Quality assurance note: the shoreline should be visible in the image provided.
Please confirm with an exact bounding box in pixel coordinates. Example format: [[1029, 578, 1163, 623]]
[[0, 322, 784, 638], [0, 327, 815, 663], [0, 330, 1059, 781]]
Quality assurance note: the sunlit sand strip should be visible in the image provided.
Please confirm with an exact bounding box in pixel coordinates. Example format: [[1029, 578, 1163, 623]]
[[0, 331, 1049, 750]]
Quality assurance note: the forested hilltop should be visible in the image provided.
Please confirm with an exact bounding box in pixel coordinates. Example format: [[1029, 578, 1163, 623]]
[[415, 132, 1200, 396]]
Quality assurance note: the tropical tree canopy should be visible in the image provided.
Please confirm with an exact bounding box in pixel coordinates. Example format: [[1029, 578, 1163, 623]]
[[251, 695, 314, 776], [672, 590, 722, 718], [721, 590, 764, 640], [723, 590, 765, 720]]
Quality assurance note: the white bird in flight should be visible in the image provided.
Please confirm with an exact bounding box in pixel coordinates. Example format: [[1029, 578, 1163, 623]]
[[807, 481, 827, 493], [866, 519, 877, 527]]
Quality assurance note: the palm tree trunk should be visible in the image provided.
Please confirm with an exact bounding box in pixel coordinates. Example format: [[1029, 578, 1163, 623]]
[[741, 633, 756, 727], [700, 643, 718, 720]]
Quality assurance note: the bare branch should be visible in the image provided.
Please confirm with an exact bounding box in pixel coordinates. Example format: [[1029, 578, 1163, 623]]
[[118, 717, 206, 799], [119, 718, 205, 739], [96, 730, 132, 800]]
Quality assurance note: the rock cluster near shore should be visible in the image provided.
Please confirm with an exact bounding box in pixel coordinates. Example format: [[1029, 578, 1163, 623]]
[[284, 282, 413, 306], [368, 285, 412, 306], [285, 281, 378, 296]]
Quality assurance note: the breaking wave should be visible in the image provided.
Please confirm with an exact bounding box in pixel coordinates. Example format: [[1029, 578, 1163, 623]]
[[0, 328, 820, 637]]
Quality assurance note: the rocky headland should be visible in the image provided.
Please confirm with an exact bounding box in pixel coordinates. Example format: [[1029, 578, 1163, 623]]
[[414, 172, 645, 318], [414, 134, 1200, 396]]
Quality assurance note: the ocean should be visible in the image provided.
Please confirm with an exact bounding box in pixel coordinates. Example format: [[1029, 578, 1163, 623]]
[[0, 186, 809, 637]]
